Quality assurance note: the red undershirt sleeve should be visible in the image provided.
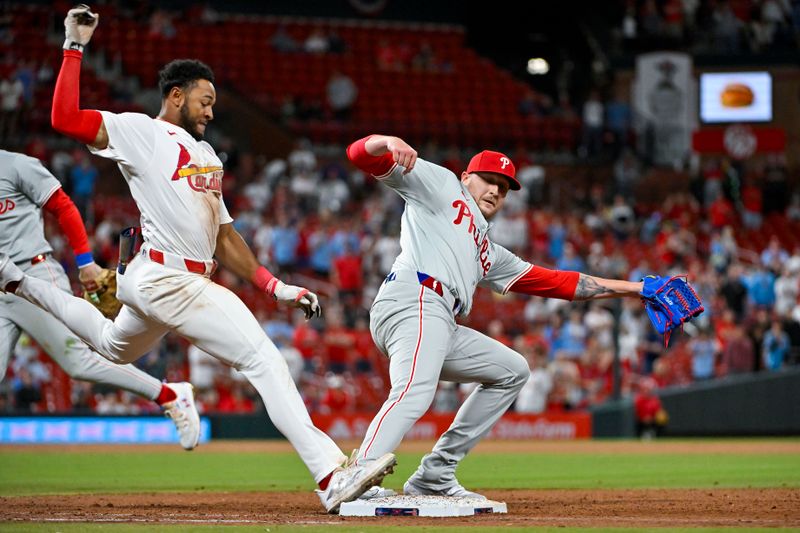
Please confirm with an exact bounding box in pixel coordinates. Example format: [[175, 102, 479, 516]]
[[508, 265, 580, 301], [43, 188, 93, 265], [346, 135, 396, 177], [51, 49, 103, 144]]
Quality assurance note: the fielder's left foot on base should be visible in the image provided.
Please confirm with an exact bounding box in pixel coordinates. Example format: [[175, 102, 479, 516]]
[[316, 453, 397, 513], [404, 478, 487, 499], [0, 253, 24, 293], [162, 382, 200, 450]]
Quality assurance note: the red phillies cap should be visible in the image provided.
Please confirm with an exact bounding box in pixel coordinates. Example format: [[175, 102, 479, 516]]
[[466, 150, 520, 190]]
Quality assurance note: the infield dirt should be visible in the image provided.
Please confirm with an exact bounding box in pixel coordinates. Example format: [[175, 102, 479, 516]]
[[2, 440, 799, 528]]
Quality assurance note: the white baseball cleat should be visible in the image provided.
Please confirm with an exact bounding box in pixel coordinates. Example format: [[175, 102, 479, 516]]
[[358, 485, 397, 499], [316, 453, 397, 513], [161, 382, 200, 450], [404, 478, 487, 499], [0, 253, 24, 293]]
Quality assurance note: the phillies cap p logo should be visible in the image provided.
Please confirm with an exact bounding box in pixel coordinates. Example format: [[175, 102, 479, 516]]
[[500, 156, 510, 169]]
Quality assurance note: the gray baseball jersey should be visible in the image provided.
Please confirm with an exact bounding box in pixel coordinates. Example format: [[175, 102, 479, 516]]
[[0, 150, 61, 262], [380, 158, 533, 315], [356, 156, 531, 493]]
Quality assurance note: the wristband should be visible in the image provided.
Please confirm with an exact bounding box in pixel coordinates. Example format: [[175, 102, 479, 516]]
[[252, 266, 279, 296], [63, 40, 85, 52], [75, 252, 94, 268]]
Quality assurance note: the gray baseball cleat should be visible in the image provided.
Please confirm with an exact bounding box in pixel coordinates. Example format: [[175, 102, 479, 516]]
[[403, 478, 486, 499], [316, 453, 397, 513], [0, 253, 24, 293], [161, 382, 201, 450]]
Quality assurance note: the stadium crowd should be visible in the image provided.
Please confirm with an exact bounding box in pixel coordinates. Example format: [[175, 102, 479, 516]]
[[2, 134, 798, 416], [1, 0, 799, 418]]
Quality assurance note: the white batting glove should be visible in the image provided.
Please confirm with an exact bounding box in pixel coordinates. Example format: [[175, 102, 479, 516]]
[[272, 280, 322, 320], [63, 4, 99, 51]]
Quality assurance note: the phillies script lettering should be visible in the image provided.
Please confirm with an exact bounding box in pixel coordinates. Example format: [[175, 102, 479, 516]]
[[0, 198, 16, 215], [452, 199, 491, 275]]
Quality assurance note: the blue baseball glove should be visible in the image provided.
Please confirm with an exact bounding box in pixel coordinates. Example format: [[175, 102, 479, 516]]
[[640, 275, 704, 346]]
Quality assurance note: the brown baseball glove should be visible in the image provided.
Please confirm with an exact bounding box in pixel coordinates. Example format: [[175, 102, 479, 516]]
[[83, 268, 122, 319]]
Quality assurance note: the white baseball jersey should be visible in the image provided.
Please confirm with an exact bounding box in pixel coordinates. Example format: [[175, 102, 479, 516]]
[[88, 112, 232, 261], [0, 150, 61, 262], [379, 158, 532, 315]]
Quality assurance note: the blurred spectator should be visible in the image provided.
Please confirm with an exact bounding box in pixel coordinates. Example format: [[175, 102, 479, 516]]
[[605, 89, 631, 159], [217, 383, 255, 413], [763, 320, 790, 371], [0, 73, 23, 142], [774, 265, 800, 317], [712, 1, 744, 53], [304, 28, 330, 54], [613, 149, 640, 199], [188, 345, 223, 392], [412, 41, 439, 72], [69, 153, 99, 225], [515, 345, 553, 414], [744, 265, 776, 309], [556, 242, 584, 272], [720, 325, 755, 375], [319, 373, 354, 413], [580, 90, 604, 159], [271, 24, 298, 52], [634, 377, 668, 439], [270, 212, 300, 273], [326, 71, 358, 121], [760, 236, 788, 271], [688, 328, 720, 381], [148, 10, 176, 39], [12, 368, 41, 411]]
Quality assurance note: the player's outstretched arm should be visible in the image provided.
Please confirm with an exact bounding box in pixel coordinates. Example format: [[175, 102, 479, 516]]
[[51, 4, 109, 149], [215, 223, 321, 319], [347, 134, 417, 175], [572, 273, 643, 301], [507, 265, 641, 301]]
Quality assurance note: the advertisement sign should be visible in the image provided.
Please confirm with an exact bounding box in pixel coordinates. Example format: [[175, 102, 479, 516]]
[[311, 412, 592, 441], [0, 417, 211, 444]]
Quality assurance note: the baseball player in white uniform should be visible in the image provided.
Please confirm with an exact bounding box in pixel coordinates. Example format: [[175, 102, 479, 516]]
[[0, 5, 394, 513], [0, 149, 199, 449], [347, 134, 645, 498]]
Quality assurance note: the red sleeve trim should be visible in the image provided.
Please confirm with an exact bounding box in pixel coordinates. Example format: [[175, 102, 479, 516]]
[[508, 265, 580, 301], [43, 188, 92, 256], [51, 50, 103, 144], [346, 135, 396, 177]]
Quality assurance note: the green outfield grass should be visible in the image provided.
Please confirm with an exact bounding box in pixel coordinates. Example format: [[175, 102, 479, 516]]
[[1, 439, 798, 532], [0, 443, 799, 496]]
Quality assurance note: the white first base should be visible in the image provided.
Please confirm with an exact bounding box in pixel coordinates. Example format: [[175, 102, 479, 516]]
[[340, 495, 507, 517]]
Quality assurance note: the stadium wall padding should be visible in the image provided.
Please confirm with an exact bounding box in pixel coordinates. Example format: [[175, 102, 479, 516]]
[[659, 367, 800, 436]]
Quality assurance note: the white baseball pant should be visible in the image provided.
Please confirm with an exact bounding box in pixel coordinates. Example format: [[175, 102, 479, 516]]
[[13, 251, 346, 481]]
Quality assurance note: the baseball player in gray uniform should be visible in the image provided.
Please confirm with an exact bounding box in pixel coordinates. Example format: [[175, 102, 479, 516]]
[[347, 134, 646, 498], [0, 149, 200, 449], [0, 5, 393, 513]]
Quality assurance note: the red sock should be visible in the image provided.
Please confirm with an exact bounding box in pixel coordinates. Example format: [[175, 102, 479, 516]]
[[318, 470, 335, 491], [155, 384, 177, 405]]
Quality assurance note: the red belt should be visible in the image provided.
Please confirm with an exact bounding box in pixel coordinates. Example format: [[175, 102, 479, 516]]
[[148, 248, 212, 275]]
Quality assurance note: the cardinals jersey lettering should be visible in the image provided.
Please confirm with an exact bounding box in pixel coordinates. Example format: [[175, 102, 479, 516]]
[[89, 112, 232, 261], [378, 158, 531, 316]]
